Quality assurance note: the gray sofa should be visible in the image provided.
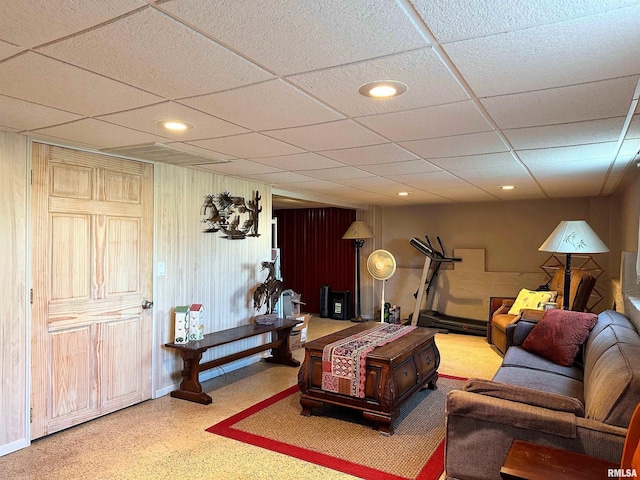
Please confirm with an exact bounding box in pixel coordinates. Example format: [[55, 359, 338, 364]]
[[445, 309, 640, 480]]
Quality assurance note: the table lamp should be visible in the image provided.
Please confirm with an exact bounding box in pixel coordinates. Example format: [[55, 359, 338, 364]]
[[539, 220, 608, 310], [342, 221, 374, 322]]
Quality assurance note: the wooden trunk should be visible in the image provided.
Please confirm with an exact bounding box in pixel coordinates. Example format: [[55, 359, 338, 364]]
[[298, 323, 440, 435]]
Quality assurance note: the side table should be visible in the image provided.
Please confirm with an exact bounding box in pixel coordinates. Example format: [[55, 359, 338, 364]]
[[500, 439, 618, 480]]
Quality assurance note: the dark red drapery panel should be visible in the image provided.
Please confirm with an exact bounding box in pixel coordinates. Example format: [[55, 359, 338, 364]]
[[274, 208, 356, 316]]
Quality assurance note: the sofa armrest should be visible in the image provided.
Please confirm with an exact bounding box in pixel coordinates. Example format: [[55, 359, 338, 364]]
[[445, 390, 627, 480], [463, 378, 584, 416], [447, 389, 578, 438]]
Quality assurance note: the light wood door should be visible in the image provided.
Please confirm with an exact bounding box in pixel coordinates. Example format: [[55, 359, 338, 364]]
[[31, 144, 153, 439]]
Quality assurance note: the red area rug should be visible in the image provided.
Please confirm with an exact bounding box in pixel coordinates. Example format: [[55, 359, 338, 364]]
[[207, 374, 466, 480]]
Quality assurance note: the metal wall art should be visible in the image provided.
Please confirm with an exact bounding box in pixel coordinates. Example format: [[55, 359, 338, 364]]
[[201, 191, 261, 239], [252, 261, 284, 314]]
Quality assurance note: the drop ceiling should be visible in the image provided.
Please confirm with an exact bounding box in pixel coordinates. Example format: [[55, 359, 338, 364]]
[[2, 0, 640, 208]]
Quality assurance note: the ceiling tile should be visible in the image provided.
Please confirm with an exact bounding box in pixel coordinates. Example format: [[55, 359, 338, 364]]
[[282, 180, 348, 191], [503, 117, 626, 150], [98, 101, 248, 141], [517, 143, 617, 168], [0, 40, 22, 60], [538, 177, 604, 197], [287, 48, 468, 117], [188, 133, 304, 158], [428, 152, 519, 170], [443, 4, 640, 96], [31, 118, 168, 149], [302, 166, 373, 181], [358, 101, 493, 141], [403, 178, 469, 190], [253, 153, 344, 171], [331, 175, 403, 189], [320, 143, 418, 166], [164, 142, 236, 162], [397, 192, 451, 204], [245, 171, 319, 184], [625, 114, 640, 138], [482, 76, 639, 129], [193, 159, 282, 176], [359, 159, 441, 176], [1, 0, 144, 48], [0, 95, 82, 131], [0, 52, 161, 115], [387, 170, 460, 187], [159, 0, 426, 75], [265, 120, 386, 151], [425, 186, 498, 202], [412, 0, 636, 43], [456, 166, 533, 181], [400, 131, 508, 158], [180, 79, 342, 131], [38, 7, 273, 98]]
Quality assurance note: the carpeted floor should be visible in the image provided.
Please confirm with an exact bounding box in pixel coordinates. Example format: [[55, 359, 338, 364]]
[[0, 316, 502, 479]]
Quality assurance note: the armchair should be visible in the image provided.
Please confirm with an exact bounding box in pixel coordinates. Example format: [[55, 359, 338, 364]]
[[489, 268, 596, 355]]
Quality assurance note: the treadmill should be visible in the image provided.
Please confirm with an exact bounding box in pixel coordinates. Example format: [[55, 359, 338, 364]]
[[409, 236, 486, 336]]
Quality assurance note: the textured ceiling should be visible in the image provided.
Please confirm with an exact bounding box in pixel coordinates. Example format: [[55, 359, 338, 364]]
[[2, 0, 640, 208]]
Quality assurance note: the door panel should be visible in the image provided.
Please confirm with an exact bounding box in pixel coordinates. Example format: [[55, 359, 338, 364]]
[[50, 214, 91, 301], [31, 143, 153, 439], [50, 327, 93, 420]]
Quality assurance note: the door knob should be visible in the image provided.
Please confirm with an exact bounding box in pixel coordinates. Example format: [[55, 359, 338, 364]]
[[142, 300, 154, 309]]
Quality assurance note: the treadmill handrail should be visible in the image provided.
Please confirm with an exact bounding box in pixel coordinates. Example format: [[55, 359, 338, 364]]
[[410, 237, 461, 262]]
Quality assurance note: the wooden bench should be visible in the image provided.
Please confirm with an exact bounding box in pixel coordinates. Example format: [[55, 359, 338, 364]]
[[165, 318, 301, 404]]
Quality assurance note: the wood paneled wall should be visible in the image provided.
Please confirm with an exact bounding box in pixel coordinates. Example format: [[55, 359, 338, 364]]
[[274, 208, 355, 317], [0, 132, 28, 455], [154, 164, 273, 395]]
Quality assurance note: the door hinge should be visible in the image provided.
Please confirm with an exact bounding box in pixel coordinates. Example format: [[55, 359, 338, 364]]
[[30, 407, 33, 423], [30, 289, 33, 304], [30, 169, 33, 185]]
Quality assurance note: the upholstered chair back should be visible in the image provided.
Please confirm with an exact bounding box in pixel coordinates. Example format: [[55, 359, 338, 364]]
[[548, 268, 596, 312]]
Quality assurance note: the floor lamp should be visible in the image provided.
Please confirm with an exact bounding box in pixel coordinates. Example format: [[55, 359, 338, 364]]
[[539, 220, 608, 310], [342, 221, 374, 322]]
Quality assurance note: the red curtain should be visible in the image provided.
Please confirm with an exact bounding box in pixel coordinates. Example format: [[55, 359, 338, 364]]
[[274, 208, 356, 316]]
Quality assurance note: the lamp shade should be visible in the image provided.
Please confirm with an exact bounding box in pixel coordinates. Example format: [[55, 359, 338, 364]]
[[342, 221, 374, 240], [539, 220, 609, 254]]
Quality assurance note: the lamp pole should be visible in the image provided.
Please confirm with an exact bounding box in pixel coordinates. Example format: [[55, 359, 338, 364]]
[[353, 238, 365, 322], [563, 253, 572, 310]]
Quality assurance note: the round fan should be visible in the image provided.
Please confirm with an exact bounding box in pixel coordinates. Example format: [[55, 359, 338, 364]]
[[367, 250, 397, 322]]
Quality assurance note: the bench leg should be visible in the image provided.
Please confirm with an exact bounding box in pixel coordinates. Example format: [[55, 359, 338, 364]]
[[170, 350, 213, 405], [263, 327, 300, 367]]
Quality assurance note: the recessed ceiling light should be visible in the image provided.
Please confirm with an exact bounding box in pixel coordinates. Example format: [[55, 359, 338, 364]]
[[155, 120, 195, 131], [500, 185, 516, 190], [359, 81, 408, 98], [397, 191, 410, 196]]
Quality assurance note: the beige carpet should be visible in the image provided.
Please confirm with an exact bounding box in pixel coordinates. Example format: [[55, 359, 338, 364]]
[[207, 374, 466, 480]]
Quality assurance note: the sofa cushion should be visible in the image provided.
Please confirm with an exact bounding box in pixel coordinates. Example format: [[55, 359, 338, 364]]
[[522, 309, 597, 366], [502, 346, 583, 381], [493, 366, 585, 407]]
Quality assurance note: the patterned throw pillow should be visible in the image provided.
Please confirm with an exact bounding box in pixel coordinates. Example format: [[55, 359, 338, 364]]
[[522, 309, 598, 366], [507, 288, 557, 315]]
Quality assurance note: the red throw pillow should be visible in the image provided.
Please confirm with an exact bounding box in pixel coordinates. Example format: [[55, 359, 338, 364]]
[[522, 309, 598, 366]]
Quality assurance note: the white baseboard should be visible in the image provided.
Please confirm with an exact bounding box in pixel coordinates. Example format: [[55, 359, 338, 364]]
[[0, 438, 29, 457]]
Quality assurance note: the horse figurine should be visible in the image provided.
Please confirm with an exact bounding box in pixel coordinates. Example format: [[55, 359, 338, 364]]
[[253, 261, 284, 314]]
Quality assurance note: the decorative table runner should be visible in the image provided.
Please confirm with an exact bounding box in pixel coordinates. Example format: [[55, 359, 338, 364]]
[[322, 324, 417, 398]]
